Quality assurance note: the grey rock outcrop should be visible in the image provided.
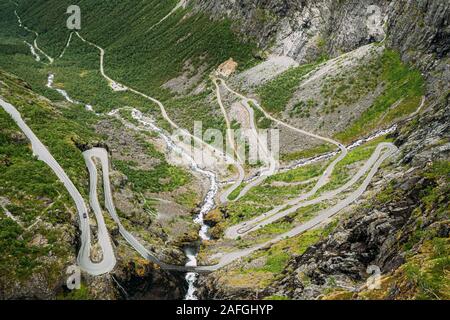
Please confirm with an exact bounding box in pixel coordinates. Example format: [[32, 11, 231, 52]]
[[192, 0, 449, 68]]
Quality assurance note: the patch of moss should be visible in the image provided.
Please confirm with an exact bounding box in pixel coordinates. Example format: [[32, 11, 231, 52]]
[[57, 284, 92, 300]]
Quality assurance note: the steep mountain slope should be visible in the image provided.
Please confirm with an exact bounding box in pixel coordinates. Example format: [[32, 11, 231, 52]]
[[0, 0, 259, 133], [0, 0, 448, 300]]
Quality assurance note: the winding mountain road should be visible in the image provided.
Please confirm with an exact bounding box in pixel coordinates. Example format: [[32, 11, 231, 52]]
[[231, 99, 278, 202], [0, 95, 399, 273], [0, 98, 115, 275], [195, 142, 397, 271], [4, 2, 409, 275], [83, 148, 180, 270], [0, 101, 205, 274], [81, 142, 398, 272], [73, 32, 243, 178], [212, 77, 246, 203], [225, 142, 396, 239], [147, 0, 187, 33], [213, 77, 279, 202], [219, 79, 349, 200]]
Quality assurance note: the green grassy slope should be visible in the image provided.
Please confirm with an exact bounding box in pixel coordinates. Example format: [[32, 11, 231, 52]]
[[0, 0, 256, 134], [334, 49, 424, 143], [0, 0, 258, 98], [0, 67, 197, 295]]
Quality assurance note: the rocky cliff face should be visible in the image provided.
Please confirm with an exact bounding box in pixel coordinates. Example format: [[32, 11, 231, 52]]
[[192, 0, 390, 62], [192, 0, 448, 67]]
